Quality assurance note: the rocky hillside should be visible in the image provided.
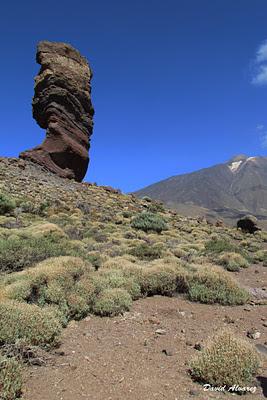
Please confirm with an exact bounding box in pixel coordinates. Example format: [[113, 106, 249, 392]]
[[134, 155, 267, 225], [0, 157, 266, 399]]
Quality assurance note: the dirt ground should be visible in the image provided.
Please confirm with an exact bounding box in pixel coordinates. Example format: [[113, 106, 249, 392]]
[[23, 265, 267, 400]]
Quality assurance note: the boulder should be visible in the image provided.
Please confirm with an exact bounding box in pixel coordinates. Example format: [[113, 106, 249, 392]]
[[237, 215, 260, 234], [20, 41, 94, 182]]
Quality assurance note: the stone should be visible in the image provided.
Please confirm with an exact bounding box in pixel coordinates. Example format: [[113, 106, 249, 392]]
[[155, 329, 167, 335], [247, 328, 261, 340], [20, 41, 94, 182], [255, 343, 267, 355], [194, 343, 203, 351], [189, 389, 200, 396], [162, 349, 174, 356], [237, 215, 260, 234], [215, 219, 224, 227]]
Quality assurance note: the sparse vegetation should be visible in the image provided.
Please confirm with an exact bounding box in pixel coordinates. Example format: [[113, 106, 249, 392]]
[[0, 158, 266, 397], [190, 330, 260, 388]]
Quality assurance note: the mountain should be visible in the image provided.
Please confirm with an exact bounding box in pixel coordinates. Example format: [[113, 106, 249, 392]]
[[134, 155, 267, 225]]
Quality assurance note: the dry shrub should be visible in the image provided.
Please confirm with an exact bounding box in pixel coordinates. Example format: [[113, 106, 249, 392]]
[[190, 329, 260, 388], [217, 252, 249, 271], [1, 257, 95, 321], [92, 288, 132, 316], [140, 263, 188, 296], [0, 301, 62, 347]]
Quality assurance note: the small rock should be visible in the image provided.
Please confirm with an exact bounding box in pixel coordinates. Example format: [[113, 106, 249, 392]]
[[55, 350, 65, 356], [148, 317, 160, 325], [162, 349, 174, 356], [186, 341, 193, 347], [194, 343, 203, 351], [263, 322, 267, 328], [155, 329, 166, 335], [247, 328, 261, 340], [181, 329, 185, 334], [189, 389, 200, 396], [30, 358, 45, 366], [255, 343, 267, 355], [224, 315, 235, 324]]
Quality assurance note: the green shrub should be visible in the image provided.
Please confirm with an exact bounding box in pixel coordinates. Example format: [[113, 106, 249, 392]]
[[131, 212, 167, 233], [147, 202, 165, 213], [187, 267, 249, 305], [129, 243, 163, 260], [91, 268, 141, 300], [0, 355, 22, 400], [92, 288, 132, 316], [190, 330, 260, 388], [204, 239, 237, 254], [140, 265, 179, 296], [0, 234, 90, 273], [253, 249, 267, 263], [0, 194, 16, 216], [0, 301, 62, 347], [217, 252, 249, 271], [19, 200, 35, 214]]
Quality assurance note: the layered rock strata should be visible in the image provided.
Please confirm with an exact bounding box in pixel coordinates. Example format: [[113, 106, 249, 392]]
[[20, 41, 94, 182]]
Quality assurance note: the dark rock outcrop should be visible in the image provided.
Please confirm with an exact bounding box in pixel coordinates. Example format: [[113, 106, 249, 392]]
[[237, 215, 261, 234], [20, 41, 94, 182]]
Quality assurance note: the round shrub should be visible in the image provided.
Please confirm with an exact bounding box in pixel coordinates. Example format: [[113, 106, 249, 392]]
[[131, 212, 167, 233], [92, 288, 132, 316], [253, 249, 267, 263], [140, 265, 178, 296], [91, 269, 141, 300], [217, 252, 249, 271], [190, 330, 260, 388], [0, 301, 62, 348], [187, 267, 249, 305]]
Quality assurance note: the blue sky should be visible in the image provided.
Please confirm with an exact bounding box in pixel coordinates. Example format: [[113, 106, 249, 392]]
[[1, 0, 267, 192]]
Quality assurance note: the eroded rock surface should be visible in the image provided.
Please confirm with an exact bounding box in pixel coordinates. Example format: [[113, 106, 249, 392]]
[[20, 41, 94, 182]]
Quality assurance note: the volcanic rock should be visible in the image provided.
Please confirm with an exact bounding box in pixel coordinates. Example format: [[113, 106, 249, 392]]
[[20, 41, 94, 182], [237, 215, 260, 234]]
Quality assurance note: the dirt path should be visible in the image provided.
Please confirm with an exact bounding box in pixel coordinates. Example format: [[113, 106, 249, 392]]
[[23, 272, 267, 400]]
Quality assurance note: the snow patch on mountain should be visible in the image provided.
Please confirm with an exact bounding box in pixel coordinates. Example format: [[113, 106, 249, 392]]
[[229, 160, 243, 172]]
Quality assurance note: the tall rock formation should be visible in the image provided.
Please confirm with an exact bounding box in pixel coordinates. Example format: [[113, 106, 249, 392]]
[[20, 41, 94, 182]]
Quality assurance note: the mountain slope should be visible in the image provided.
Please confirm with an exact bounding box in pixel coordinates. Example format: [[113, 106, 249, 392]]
[[134, 155, 267, 224]]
